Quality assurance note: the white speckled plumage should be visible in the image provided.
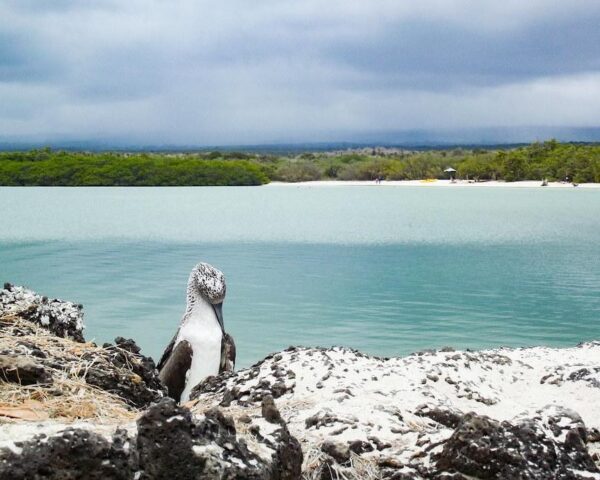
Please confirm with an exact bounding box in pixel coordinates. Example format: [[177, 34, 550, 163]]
[[185, 263, 226, 315]]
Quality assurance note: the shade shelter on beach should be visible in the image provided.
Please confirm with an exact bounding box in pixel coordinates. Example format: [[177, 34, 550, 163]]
[[444, 167, 457, 180]]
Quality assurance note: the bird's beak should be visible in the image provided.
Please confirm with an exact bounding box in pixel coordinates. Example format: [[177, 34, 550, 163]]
[[212, 302, 224, 332]]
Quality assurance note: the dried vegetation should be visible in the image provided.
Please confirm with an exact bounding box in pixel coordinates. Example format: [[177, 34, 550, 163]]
[[0, 315, 142, 423]]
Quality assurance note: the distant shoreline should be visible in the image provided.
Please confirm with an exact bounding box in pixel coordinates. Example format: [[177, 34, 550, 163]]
[[2, 142, 599, 186], [266, 179, 600, 188]]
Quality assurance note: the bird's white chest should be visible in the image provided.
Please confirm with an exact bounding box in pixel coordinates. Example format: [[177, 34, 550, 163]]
[[176, 300, 222, 402]]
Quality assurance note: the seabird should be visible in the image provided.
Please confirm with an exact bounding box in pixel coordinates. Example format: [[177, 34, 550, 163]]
[[157, 262, 235, 402]]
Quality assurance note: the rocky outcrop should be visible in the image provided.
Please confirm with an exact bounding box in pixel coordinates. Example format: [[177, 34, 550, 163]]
[[1, 285, 599, 479], [0, 355, 52, 386], [191, 345, 600, 479], [0, 316, 165, 410], [0, 284, 84, 342], [431, 408, 598, 479], [0, 285, 303, 479], [0, 285, 165, 410], [0, 398, 302, 479], [0, 427, 133, 480], [90, 336, 165, 408]]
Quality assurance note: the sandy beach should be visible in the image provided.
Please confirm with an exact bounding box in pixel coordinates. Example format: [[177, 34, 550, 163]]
[[267, 179, 600, 188]]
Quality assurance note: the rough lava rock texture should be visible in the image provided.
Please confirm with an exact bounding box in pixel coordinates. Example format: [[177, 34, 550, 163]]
[[90, 337, 165, 409], [0, 284, 84, 342], [0, 285, 302, 479], [0, 398, 303, 479], [1, 285, 599, 479], [432, 408, 598, 480], [0, 427, 133, 480], [191, 345, 600, 479], [0, 284, 165, 409], [0, 355, 53, 386], [0, 316, 165, 410]]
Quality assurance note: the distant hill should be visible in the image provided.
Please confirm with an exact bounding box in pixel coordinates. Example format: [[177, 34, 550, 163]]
[[1, 127, 599, 154]]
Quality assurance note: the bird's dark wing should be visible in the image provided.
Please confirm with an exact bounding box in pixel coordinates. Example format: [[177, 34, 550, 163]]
[[219, 333, 236, 373], [158, 339, 193, 402], [157, 330, 179, 372]]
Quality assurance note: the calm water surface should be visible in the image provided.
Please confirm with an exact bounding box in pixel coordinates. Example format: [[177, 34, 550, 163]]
[[1, 186, 599, 367]]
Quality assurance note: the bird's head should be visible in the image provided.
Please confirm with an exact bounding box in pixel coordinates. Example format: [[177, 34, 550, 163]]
[[190, 262, 226, 305]]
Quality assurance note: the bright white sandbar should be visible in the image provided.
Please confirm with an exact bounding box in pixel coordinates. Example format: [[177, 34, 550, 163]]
[[267, 180, 600, 188]]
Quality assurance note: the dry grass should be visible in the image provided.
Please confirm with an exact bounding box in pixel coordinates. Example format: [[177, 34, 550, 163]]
[[302, 447, 382, 480], [0, 315, 137, 423]]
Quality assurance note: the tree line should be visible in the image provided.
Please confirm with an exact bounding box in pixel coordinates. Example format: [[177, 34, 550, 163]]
[[270, 140, 600, 183], [0, 150, 268, 186], [0, 141, 598, 185]]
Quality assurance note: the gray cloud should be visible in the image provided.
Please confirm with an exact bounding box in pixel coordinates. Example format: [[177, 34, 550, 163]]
[[0, 31, 63, 83], [0, 0, 599, 144], [325, 15, 600, 89]]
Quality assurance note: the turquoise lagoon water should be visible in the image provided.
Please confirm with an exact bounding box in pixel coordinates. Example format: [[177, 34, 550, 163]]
[[0, 186, 599, 367]]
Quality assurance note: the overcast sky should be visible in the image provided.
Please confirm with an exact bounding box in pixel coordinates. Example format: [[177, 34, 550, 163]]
[[1, 0, 599, 145]]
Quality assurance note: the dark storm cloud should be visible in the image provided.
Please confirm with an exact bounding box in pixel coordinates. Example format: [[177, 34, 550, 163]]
[[0, 32, 62, 82], [0, 1, 599, 144], [325, 14, 600, 90]]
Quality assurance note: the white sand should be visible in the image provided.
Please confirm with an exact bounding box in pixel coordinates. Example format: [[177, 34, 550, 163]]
[[266, 179, 600, 188]]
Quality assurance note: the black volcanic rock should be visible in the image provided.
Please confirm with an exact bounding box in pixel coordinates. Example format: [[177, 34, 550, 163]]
[[86, 337, 165, 408], [0, 284, 85, 342], [262, 395, 284, 424], [415, 404, 463, 429], [2, 285, 599, 480], [434, 410, 599, 479], [0, 354, 52, 385], [0, 428, 133, 480], [1, 284, 165, 409], [0, 399, 303, 480], [136, 398, 208, 479]]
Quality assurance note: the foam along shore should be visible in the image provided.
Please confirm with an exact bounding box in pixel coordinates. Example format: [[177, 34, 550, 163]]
[[267, 179, 600, 188], [1, 284, 600, 479]]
